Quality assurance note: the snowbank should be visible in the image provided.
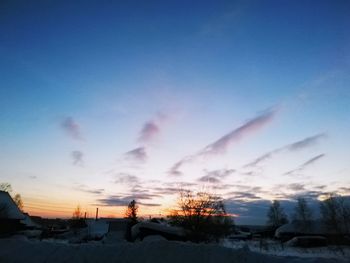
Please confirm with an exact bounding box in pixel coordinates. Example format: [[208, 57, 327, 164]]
[[0, 238, 347, 263], [222, 239, 350, 260]]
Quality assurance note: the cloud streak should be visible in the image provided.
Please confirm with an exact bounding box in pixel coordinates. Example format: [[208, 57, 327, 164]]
[[74, 184, 104, 195], [169, 108, 277, 175], [200, 108, 277, 155], [115, 174, 139, 185], [125, 147, 147, 162], [197, 168, 235, 184], [245, 133, 326, 168], [98, 193, 161, 207], [284, 153, 325, 176]]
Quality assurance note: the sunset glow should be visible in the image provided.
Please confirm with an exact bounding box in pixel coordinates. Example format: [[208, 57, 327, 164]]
[[1, 1, 349, 225]]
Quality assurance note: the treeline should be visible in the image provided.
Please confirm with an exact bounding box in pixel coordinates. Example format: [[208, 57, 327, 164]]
[[267, 194, 350, 236]]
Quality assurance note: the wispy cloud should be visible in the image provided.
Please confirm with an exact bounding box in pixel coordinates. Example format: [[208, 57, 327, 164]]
[[138, 121, 160, 143], [138, 112, 167, 144], [168, 157, 193, 176], [74, 184, 104, 195], [200, 108, 277, 155], [287, 134, 327, 151], [245, 133, 326, 168], [98, 193, 161, 207], [302, 154, 326, 167], [71, 150, 84, 166], [124, 147, 147, 162], [115, 173, 139, 185], [226, 191, 262, 201], [197, 175, 221, 184], [169, 108, 277, 175], [284, 153, 325, 176], [124, 112, 167, 164], [287, 183, 306, 191], [197, 168, 235, 183], [61, 117, 83, 140]]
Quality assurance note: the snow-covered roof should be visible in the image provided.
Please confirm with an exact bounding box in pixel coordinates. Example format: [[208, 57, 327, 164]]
[[131, 221, 186, 240], [0, 191, 25, 220]]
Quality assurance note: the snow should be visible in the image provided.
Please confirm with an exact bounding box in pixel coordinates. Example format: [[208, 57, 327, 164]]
[[0, 238, 348, 263], [222, 239, 350, 260]]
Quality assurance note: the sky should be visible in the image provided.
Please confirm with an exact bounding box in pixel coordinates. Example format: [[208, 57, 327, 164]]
[[0, 0, 349, 224]]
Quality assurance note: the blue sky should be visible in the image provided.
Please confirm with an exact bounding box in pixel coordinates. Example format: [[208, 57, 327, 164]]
[[0, 0, 349, 223]]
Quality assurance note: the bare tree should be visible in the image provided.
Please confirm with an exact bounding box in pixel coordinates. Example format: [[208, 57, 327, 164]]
[[72, 205, 83, 219], [70, 205, 86, 231], [267, 200, 288, 230], [169, 190, 234, 242], [293, 197, 313, 231], [320, 194, 350, 235], [0, 183, 12, 193], [125, 200, 138, 224], [13, 194, 23, 211]]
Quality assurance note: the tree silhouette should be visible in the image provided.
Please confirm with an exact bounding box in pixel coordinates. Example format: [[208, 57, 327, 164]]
[[13, 194, 23, 211], [72, 205, 83, 219], [168, 190, 233, 242], [292, 197, 313, 231], [320, 194, 350, 236], [267, 200, 288, 229], [126, 200, 138, 224]]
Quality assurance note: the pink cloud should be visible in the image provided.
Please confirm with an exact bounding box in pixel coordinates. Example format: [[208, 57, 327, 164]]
[[61, 117, 83, 141], [138, 121, 160, 143], [200, 108, 277, 155]]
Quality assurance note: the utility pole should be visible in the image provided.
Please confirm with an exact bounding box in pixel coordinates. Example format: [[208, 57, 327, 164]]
[[95, 208, 99, 221]]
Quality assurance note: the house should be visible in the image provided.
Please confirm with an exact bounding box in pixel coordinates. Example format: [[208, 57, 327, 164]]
[[0, 191, 25, 236]]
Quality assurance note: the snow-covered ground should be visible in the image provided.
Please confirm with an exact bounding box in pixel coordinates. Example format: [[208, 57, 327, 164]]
[[222, 239, 350, 260], [0, 237, 348, 263]]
